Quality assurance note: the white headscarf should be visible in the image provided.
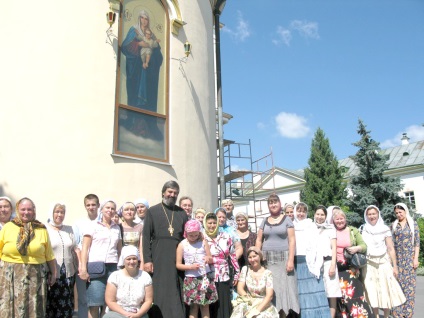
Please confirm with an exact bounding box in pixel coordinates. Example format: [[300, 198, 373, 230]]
[[97, 199, 117, 222], [294, 203, 322, 278], [118, 245, 140, 267], [363, 205, 389, 235], [326, 206, 336, 224], [49, 203, 66, 227], [392, 202, 415, 245], [314, 206, 334, 230], [135, 10, 150, 36]]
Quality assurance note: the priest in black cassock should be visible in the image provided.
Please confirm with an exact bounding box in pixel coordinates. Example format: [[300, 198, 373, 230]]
[[142, 180, 189, 318]]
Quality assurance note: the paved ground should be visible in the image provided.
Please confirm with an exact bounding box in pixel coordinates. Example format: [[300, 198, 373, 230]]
[[72, 276, 424, 317]]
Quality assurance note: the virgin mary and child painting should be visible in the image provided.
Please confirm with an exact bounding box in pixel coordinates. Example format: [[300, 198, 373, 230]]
[[121, 8, 163, 113]]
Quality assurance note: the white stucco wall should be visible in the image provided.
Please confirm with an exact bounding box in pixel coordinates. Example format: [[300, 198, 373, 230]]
[[0, 0, 218, 223], [399, 172, 424, 215]]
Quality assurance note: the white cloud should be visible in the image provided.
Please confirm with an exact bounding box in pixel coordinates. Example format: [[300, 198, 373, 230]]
[[273, 20, 319, 47], [290, 20, 320, 40], [222, 11, 251, 42], [275, 112, 310, 138], [274, 26, 292, 46], [257, 122, 266, 129], [380, 124, 424, 148]]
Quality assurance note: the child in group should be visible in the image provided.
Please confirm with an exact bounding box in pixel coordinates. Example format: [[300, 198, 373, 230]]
[[176, 220, 218, 318]]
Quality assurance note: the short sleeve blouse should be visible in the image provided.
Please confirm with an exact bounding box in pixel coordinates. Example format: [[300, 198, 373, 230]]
[[261, 216, 294, 252], [107, 269, 152, 313]]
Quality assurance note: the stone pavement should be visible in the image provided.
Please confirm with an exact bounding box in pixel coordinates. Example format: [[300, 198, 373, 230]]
[[415, 275, 424, 318]]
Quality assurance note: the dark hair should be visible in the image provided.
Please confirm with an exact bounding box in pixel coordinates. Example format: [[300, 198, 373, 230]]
[[205, 213, 217, 221], [296, 202, 308, 213], [84, 194, 99, 205], [162, 180, 180, 195], [394, 205, 405, 211], [315, 205, 327, 217], [267, 194, 280, 204]]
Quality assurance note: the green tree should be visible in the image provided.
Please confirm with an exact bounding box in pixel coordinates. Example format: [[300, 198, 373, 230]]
[[300, 128, 346, 216], [346, 119, 404, 226]]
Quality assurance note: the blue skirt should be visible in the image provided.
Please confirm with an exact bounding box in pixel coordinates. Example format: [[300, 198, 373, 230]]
[[295, 256, 331, 318], [86, 263, 117, 307]]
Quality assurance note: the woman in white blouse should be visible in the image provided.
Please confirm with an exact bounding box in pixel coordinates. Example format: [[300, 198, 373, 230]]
[[104, 245, 152, 318], [46, 203, 78, 318], [362, 205, 405, 318]]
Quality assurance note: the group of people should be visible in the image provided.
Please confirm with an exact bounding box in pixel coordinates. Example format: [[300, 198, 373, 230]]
[[0, 182, 420, 318]]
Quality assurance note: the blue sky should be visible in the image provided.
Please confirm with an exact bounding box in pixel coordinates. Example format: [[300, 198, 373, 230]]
[[219, 0, 424, 171]]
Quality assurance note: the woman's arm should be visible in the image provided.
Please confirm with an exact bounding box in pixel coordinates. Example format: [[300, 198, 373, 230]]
[[134, 284, 153, 318], [413, 221, 420, 269], [236, 279, 247, 296], [234, 240, 243, 259], [385, 236, 398, 277], [79, 235, 92, 281], [105, 281, 132, 316], [286, 227, 295, 272], [329, 238, 337, 277], [255, 229, 263, 249], [47, 259, 57, 287], [256, 286, 274, 312], [204, 240, 213, 264]]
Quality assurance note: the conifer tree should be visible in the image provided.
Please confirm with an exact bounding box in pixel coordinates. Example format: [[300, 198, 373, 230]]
[[346, 119, 404, 225], [300, 128, 346, 216]]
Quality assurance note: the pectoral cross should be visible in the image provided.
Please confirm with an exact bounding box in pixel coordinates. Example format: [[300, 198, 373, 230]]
[[168, 225, 174, 236]]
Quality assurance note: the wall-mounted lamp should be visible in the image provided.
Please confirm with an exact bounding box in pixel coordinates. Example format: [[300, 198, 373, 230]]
[[106, 10, 116, 27], [184, 41, 192, 57]]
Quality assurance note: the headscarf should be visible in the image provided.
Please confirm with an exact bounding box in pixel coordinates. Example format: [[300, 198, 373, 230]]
[[392, 202, 415, 245], [203, 212, 219, 238], [235, 211, 248, 221], [184, 219, 202, 238], [49, 203, 66, 227], [0, 196, 14, 223], [134, 198, 149, 210], [97, 199, 117, 222], [294, 202, 322, 278], [247, 246, 263, 261], [11, 197, 46, 256], [326, 206, 336, 224], [135, 10, 150, 35], [117, 245, 140, 267], [363, 205, 388, 235], [117, 202, 136, 218]]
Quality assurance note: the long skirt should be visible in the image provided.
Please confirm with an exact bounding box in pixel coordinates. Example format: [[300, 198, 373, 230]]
[[210, 281, 232, 318], [295, 256, 331, 318], [0, 261, 48, 318], [46, 263, 76, 318], [263, 250, 300, 315], [336, 262, 374, 318], [363, 253, 405, 309]]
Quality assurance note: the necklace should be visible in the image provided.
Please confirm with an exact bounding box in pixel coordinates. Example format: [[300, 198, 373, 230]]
[[161, 204, 175, 236]]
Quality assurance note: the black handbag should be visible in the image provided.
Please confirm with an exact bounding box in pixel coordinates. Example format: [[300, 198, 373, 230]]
[[343, 248, 367, 269], [87, 262, 106, 279]]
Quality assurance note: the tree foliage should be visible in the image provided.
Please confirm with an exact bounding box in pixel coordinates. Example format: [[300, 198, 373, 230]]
[[346, 119, 404, 226], [300, 128, 346, 216]]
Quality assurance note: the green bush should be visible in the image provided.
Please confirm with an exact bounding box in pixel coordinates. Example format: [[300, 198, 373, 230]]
[[418, 218, 424, 266]]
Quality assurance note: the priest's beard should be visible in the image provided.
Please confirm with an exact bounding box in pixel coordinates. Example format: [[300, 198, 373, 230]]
[[163, 196, 177, 207]]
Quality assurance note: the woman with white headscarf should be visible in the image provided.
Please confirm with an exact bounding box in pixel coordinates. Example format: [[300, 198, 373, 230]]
[[391, 203, 420, 318], [104, 245, 153, 318], [293, 202, 330, 318], [313, 205, 341, 318], [362, 205, 405, 318], [46, 203, 78, 318], [0, 196, 14, 230]]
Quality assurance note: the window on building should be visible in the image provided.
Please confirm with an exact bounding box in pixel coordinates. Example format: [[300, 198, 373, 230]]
[[113, 0, 169, 162], [404, 191, 416, 209]]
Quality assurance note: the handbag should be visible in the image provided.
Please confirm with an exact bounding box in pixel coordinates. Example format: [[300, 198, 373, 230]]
[[343, 248, 367, 269], [87, 261, 106, 279]]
